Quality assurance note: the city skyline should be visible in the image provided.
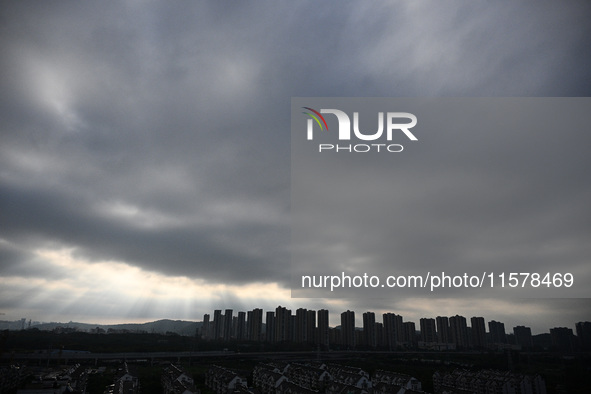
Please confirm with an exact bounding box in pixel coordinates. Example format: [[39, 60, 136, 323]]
[[4, 304, 589, 339], [1, 2, 591, 339]]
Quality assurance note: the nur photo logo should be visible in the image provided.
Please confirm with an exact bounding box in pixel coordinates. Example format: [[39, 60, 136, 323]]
[[302, 107, 418, 153]]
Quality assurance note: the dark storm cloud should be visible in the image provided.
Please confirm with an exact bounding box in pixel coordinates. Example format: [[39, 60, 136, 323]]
[[1, 169, 288, 283], [1, 1, 300, 284], [1, 1, 590, 324]]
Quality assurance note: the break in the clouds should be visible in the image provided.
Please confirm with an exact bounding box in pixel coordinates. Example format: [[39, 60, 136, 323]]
[[1, 1, 590, 330]]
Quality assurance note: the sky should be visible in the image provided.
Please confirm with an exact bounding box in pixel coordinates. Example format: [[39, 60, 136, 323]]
[[1, 1, 590, 334]]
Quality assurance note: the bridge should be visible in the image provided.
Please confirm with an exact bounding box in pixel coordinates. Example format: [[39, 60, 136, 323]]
[[0, 349, 345, 365]]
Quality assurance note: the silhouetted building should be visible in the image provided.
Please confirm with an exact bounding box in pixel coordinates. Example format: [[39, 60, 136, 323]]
[[289, 314, 297, 342], [383, 313, 403, 350], [317, 309, 329, 348], [213, 310, 223, 340], [489, 320, 507, 346], [449, 315, 469, 349], [236, 311, 246, 340], [403, 321, 417, 348], [436, 316, 451, 344], [341, 310, 356, 349], [550, 327, 575, 353], [575, 321, 591, 351], [375, 322, 384, 347], [471, 317, 486, 349], [513, 325, 533, 350], [295, 308, 308, 343], [275, 306, 291, 342], [362, 312, 377, 348], [266, 311, 275, 342], [202, 314, 211, 340], [247, 308, 263, 342], [223, 309, 233, 341], [306, 309, 316, 345], [420, 318, 437, 343]]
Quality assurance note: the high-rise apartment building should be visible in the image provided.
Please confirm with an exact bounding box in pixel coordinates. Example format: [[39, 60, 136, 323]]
[[306, 309, 316, 345], [247, 308, 263, 342], [317, 309, 329, 348], [420, 318, 437, 343], [488, 320, 507, 345], [275, 306, 291, 342], [236, 311, 246, 341], [295, 308, 308, 343], [341, 310, 356, 349], [576, 321, 591, 351], [202, 314, 210, 340], [436, 316, 450, 344], [375, 322, 384, 347], [265, 311, 275, 342], [449, 315, 469, 349], [213, 310, 223, 340], [513, 325, 533, 350], [383, 313, 403, 350], [471, 317, 486, 349], [550, 327, 575, 353], [363, 312, 377, 348], [403, 321, 416, 347], [223, 309, 233, 341]]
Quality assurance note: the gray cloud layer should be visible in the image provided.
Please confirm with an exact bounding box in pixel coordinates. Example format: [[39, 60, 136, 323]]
[[291, 98, 591, 300], [1, 1, 590, 327]]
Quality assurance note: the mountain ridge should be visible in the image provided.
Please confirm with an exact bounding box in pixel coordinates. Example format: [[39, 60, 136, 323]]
[[0, 318, 202, 336]]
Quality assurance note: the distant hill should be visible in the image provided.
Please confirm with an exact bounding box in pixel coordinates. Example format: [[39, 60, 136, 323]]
[[0, 320, 28, 331], [1, 319, 201, 336]]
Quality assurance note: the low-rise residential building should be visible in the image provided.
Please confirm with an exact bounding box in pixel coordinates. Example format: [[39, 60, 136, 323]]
[[116, 363, 139, 394], [372, 382, 406, 394], [325, 381, 369, 394], [206, 365, 247, 394], [104, 363, 139, 394], [162, 364, 198, 394], [253, 362, 427, 394], [433, 369, 546, 394], [276, 380, 319, 394], [14, 364, 87, 393], [324, 365, 370, 390], [372, 370, 422, 392], [1, 365, 28, 392], [253, 364, 287, 394], [284, 363, 331, 391]]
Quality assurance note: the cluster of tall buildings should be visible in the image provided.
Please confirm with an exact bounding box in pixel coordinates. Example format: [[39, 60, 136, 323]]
[[200, 307, 591, 353], [419, 316, 515, 350], [201, 307, 330, 347]]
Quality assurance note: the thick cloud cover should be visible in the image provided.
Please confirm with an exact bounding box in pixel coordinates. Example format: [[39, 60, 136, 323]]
[[1, 1, 590, 331], [291, 98, 591, 301]]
